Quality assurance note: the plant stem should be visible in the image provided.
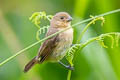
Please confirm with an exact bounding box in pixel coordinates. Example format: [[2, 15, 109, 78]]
[[80, 32, 120, 49], [0, 9, 120, 67], [82, 37, 99, 48], [0, 40, 41, 66], [67, 70, 72, 80], [66, 32, 120, 80], [72, 9, 120, 27], [77, 17, 104, 43]]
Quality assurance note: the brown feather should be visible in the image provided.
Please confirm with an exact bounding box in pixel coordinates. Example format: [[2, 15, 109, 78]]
[[38, 27, 59, 63], [24, 12, 73, 72], [24, 57, 38, 72]]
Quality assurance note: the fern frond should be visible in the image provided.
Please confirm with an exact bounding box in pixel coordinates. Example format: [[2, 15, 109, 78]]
[[29, 11, 53, 40], [66, 32, 120, 66], [98, 33, 117, 48], [36, 25, 50, 40], [115, 33, 120, 47], [29, 11, 53, 28], [77, 15, 105, 43], [66, 44, 83, 65]]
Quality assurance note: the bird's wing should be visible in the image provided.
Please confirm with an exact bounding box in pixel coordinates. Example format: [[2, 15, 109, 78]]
[[37, 27, 59, 63]]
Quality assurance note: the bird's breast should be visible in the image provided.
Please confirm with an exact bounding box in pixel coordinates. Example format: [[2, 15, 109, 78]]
[[47, 28, 73, 62]]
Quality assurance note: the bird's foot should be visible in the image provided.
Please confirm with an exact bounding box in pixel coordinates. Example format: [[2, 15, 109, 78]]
[[58, 61, 74, 70], [65, 65, 74, 70]]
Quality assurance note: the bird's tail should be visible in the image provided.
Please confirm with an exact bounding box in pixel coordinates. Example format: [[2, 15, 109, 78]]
[[24, 56, 38, 72]]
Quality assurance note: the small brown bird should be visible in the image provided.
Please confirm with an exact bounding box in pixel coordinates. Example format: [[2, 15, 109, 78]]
[[24, 12, 73, 72]]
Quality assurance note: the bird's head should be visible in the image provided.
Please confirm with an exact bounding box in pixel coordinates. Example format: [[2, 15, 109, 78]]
[[50, 12, 72, 28]]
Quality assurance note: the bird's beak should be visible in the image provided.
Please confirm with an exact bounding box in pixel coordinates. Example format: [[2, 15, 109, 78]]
[[67, 17, 72, 22]]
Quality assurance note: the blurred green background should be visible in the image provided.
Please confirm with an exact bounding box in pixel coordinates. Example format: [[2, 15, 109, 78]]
[[0, 0, 120, 80]]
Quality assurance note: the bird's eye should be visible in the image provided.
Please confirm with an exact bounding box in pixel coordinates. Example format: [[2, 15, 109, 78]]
[[60, 16, 64, 19]]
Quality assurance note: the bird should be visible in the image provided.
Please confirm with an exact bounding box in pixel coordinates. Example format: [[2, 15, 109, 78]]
[[24, 12, 73, 72]]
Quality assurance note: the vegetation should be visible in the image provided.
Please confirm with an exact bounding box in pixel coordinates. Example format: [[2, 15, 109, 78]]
[[0, 0, 120, 80]]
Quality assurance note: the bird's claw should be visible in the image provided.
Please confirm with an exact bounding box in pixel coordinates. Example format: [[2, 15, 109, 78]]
[[66, 65, 74, 70]]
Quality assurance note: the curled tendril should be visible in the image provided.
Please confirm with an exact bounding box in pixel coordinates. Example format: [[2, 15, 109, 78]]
[[106, 35, 114, 48], [98, 39, 108, 48], [97, 33, 120, 48], [66, 44, 83, 65], [115, 33, 120, 47], [36, 25, 50, 40], [66, 32, 120, 65], [29, 11, 53, 40], [90, 15, 105, 26]]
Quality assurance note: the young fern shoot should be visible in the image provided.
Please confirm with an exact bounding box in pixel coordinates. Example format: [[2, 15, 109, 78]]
[[29, 12, 53, 40], [66, 15, 105, 68], [0, 9, 120, 80], [66, 15, 120, 80]]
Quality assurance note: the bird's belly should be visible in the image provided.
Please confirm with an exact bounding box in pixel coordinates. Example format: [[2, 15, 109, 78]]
[[47, 38, 72, 62], [47, 28, 73, 62]]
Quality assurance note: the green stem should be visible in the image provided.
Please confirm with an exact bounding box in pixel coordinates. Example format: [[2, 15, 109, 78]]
[[72, 9, 120, 27], [0, 9, 120, 67], [0, 40, 41, 66], [79, 32, 120, 49], [66, 32, 120, 80], [77, 17, 103, 43], [67, 70, 72, 80], [82, 37, 99, 48]]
